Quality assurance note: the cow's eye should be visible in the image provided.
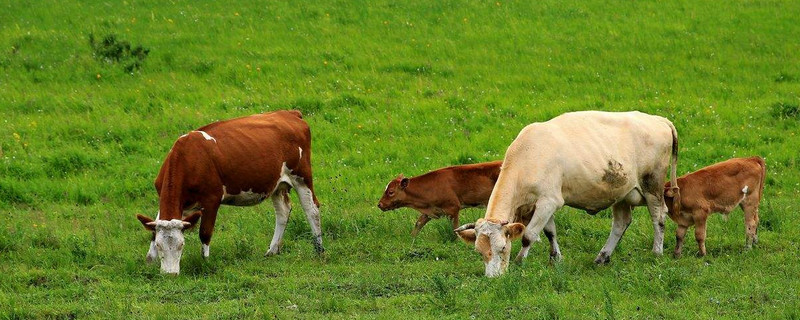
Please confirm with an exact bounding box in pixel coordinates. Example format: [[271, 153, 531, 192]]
[[388, 191, 395, 197]]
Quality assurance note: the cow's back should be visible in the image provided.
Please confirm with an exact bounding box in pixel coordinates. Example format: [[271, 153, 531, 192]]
[[503, 111, 674, 210], [197, 110, 311, 195]]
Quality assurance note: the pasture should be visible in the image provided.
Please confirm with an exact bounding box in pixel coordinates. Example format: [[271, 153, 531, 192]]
[[2, 0, 800, 318]]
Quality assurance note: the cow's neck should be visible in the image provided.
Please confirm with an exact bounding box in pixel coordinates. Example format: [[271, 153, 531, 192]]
[[483, 175, 518, 222], [400, 176, 437, 210], [158, 158, 189, 221]]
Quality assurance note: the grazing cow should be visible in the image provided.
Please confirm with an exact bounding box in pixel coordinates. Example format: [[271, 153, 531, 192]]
[[664, 157, 766, 257], [455, 111, 680, 277], [135, 110, 323, 275], [378, 161, 509, 236]]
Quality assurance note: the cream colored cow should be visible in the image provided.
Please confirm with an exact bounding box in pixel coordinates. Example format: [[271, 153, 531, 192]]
[[456, 111, 680, 277]]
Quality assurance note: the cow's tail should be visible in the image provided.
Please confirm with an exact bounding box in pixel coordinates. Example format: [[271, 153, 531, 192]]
[[665, 119, 681, 214], [756, 156, 767, 199]]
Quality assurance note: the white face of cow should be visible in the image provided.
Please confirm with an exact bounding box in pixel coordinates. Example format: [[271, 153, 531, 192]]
[[153, 220, 188, 275], [136, 212, 201, 275], [455, 219, 525, 277]]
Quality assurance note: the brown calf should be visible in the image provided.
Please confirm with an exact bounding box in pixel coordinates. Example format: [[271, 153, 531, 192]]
[[664, 156, 766, 257], [378, 161, 503, 237]]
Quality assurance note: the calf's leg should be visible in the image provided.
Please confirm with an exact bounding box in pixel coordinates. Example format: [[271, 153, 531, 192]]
[[740, 198, 760, 249], [674, 224, 689, 258], [694, 217, 708, 256], [411, 214, 431, 237]]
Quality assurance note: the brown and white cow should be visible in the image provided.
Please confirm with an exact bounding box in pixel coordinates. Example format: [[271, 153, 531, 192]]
[[664, 157, 766, 257], [455, 111, 680, 277], [135, 110, 323, 274], [378, 161, 508, 235]]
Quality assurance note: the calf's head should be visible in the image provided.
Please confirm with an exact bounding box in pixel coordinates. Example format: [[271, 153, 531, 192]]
[[455, 218, 525, 277], [377, 174, 409, 211], [136, 212, 201, 275]]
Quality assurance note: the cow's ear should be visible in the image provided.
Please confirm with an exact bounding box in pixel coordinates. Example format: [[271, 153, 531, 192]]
[[503, 223, 525, 241], [181, 212, 202, 230], [400, 178, 409, 189], [456, 229, 477, 245], [136, 214, 156, 231]]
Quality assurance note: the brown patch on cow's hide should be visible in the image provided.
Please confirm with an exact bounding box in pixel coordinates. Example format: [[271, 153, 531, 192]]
[[602, 160, 628, 188], [476, 234, 492, 262], [640, 172, 661, 195]]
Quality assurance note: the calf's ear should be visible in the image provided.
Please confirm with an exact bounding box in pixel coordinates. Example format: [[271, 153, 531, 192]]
[[400, 178, 409, 189], [456, 229, 477, 245], [503, 223, 525, 241], [136, 214, 156, 231], [181, 211, 203, 229]]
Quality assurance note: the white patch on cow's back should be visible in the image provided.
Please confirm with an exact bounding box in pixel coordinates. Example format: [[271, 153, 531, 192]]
[[742, 185, 749, 194], [197, 130, 217, 143], [298, 147, 303, 159]]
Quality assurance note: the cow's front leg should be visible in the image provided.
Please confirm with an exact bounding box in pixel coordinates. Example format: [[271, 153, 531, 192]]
[[595, 203, 632, 264], [518, 198, 562, 263], [267, 189, 292, 256], [543, 215, 562, 261], [411, 213, 432, 237], [198, 202, 221, 259]]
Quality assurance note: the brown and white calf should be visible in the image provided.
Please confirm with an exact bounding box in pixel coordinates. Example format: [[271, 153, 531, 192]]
[[664, 157, 766, 257], [135, 110, 323, 275], [378, 161, 516, 237], [455, 111, 680, 277]]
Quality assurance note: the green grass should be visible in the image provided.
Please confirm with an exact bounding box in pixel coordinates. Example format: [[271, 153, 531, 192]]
[[2, 0, 800, 318]]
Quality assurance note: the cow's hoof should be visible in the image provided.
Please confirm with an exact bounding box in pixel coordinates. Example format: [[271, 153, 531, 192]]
[[673, 252, 682, 259], [594, 253, 610, 265], [514, 256, 525, 265], [265, 249, 280, 257], [550, 252, 563, 262]]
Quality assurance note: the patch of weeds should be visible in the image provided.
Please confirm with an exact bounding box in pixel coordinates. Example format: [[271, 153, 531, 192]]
[[68, 234, 93, 264], [603, 289, 616, 320], [770, 102, 800, 120], [550, 262, 571, 294], [403, 247, 434, 261], [445, 96, 469, 110], [0, 227, 19, 252], [775, 72, 797, 83], [329, 93, 367, 110], [234, 237, 254, 260], [454, 153, 477, 165], [44, 150, 102, 178], [89, 33, 150, 72], [320, 296, 345, 314], [494, 273, 521, 302], [0, 180, 32, 205], [31, 229, 61, 249], [286, 98, 324, 115], [427, 274, 457, 311], [435, 219, 457, 243], [759, 201, 782, 232], [190, 60, 215, 75]]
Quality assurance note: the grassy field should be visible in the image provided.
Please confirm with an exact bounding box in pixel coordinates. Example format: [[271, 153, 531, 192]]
[[2, 0, 800, 318]]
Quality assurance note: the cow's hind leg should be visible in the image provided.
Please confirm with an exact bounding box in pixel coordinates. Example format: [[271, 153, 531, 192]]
[[740, 196, 760, 249], [266, 187, 292, 256], [292, 178, 324, 254], [595, 203, 633, 264], [643, 193, 667, 255]]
